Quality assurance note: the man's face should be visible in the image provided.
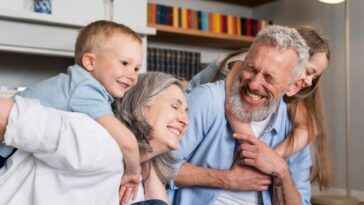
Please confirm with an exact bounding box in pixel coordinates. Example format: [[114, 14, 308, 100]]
[[229, 43, 298, 122]]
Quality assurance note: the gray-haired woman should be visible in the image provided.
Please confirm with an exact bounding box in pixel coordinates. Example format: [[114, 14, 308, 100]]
[[114, 72, 189, 204]]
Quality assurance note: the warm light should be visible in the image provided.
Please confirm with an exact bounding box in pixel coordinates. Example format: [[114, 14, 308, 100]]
[[318, 0, 345, 4]]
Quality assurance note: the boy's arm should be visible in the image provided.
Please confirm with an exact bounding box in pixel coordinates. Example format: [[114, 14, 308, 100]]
[[96, 115, 140, 203]]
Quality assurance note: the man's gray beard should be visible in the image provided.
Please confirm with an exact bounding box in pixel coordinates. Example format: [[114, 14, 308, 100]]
[[229, 78, 280, 122]]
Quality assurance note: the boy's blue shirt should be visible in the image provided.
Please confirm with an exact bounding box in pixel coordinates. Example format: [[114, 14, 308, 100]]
[[17, 64, 114, 119], [1, 64, 114, 158]]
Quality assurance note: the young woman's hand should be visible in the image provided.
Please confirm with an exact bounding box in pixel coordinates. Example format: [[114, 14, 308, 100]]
[[234, 133, 288, 178]]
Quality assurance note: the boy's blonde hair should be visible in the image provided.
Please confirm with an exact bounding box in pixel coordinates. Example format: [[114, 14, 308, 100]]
[[74, 20, 142, 66]]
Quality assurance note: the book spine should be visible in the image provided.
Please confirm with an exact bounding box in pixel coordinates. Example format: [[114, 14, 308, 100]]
[[221, 14, 227, 34], [236, 16, 241, 36], [181, 8, 188, 29], [197, 10, 202, 30], [213, 13, 220, 33], [246, 17, 251, 36], [173, 6, 179, 28], [227, 15, 233, 35], [209, 12, 214, 32], [201, 11, 209, 31], [187, 9, 192, 29]]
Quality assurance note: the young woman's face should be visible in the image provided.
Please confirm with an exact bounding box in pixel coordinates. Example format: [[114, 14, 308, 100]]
[[302, 52, 328, 88], [143, 85, 189, 153]]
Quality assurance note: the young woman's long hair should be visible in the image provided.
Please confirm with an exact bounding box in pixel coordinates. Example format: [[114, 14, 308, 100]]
[[284, 25, 331, 190]]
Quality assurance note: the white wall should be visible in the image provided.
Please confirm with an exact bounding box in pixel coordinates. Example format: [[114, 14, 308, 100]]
[[0, 0, 152, 88], [254, 0, 364, 198]]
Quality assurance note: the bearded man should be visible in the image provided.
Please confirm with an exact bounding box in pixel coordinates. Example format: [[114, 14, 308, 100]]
[[167, 25, 312, 205]]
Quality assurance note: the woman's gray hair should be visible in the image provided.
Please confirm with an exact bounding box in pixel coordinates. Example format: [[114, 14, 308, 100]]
[[113, 72, 184, 184], [250, 25, 310, 81]]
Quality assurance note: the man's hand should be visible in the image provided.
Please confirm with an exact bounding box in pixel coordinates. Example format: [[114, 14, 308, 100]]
[[225, 162, 272, 191], [234, 133, 288, 177], [119, 173, 140, 204]]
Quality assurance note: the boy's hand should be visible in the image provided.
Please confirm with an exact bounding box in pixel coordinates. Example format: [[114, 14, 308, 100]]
[[119, 172, 140, 204]]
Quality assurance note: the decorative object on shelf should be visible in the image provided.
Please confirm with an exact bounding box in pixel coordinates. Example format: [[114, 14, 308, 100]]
[[311, 0, 358, 205], [34, 0, 52, 14], [147, 47, 201, 80]]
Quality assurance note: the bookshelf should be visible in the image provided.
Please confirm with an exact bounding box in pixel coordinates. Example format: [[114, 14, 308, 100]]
[[147, 1, 273, 50], [206, 0, 276, 7], [148, 23, 254, 49]]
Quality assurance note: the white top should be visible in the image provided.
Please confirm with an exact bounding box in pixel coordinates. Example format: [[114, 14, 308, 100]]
[[251, 113, 274, 138], [214, 113, 273, 205], [0, 96, 125, 205]]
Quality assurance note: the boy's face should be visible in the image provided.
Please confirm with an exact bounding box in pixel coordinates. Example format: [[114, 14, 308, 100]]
[[87, 33, 143, 98]]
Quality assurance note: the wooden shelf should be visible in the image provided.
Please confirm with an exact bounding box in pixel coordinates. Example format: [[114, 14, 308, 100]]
[[206, 0, 276, 7], [148, 24, 254, 50]]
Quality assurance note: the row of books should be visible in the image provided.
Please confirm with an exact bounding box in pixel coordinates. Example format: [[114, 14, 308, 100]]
[[147, 47, 202, 80], [147, 3, 273, 37]]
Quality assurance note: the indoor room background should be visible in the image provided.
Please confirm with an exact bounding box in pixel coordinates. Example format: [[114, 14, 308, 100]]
[[0, 0, 362, 201]]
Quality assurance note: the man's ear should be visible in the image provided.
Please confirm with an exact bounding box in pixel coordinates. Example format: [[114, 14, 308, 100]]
[[286, 78, 305, 97], [82, 52, 96, 72]]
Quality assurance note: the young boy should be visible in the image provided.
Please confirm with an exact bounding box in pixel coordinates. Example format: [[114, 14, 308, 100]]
[[0, 20, 143, 201]]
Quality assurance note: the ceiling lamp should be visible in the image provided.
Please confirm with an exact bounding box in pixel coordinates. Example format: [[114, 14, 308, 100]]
[[318, 0, 345, 3]]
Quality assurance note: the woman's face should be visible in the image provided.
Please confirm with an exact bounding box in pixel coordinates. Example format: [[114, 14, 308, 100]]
[[302, 52, 328, 88], [143, 84, 189, 153]]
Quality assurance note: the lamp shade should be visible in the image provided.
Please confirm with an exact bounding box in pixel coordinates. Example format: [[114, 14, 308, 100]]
[[318, 0, 345, 4]]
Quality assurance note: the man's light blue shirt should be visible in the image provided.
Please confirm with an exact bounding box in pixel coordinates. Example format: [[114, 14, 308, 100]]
[[168, 80, 312, 205], [1, 65, 114, 158]]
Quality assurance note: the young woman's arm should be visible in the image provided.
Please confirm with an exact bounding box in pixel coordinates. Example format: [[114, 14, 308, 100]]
[[274, 101, 317, 158]]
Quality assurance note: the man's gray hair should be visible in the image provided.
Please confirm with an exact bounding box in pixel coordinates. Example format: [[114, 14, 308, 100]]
[[250, 25, 310, 80], [113, 72, 184, 184]]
